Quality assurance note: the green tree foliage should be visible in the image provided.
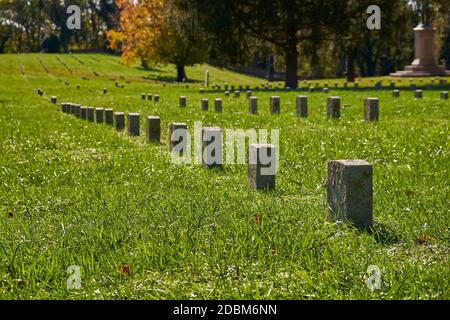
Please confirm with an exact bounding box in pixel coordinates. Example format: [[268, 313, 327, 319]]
[[0, 0, 119, 53], [0, 0, 448, 82]]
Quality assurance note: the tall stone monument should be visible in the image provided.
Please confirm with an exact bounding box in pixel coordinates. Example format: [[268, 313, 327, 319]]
[[391, 2, 450, 77]]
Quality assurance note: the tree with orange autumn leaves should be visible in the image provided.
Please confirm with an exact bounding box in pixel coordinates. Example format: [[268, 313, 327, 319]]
[[107, 0, 206, 82]]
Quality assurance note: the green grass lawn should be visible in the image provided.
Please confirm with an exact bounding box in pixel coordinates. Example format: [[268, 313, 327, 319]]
[[0, 53, 449, 299]]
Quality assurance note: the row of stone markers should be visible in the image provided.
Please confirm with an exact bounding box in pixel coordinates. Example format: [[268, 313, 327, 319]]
[[203, 78, 448, 93], [186, 91, 448, 119], [141, 93, 160, 102], [404, 89, 449, 99], [205, 78, 448, 91], [60, 102, 162, 142], [176, 95, 380, 120], [60, 101, 375, 230], [167, 123, 374, 229]]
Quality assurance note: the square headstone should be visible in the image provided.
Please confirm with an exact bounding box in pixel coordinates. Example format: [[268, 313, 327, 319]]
[[248, 96, 258, 114], [128, 113, 140, 136], [146, 116, 161, 142], [96, 108, 104, 124], [114, 112, 125, 131], [105, 109, 114, 125], [270, 96, 280, 114], [364, 98, 379, 121], [327, 97, 341, 119], [201, 127, 222, 168], [327, 160, 373, 230], [296, 96, 308, 118], [248, 144, 276, 190]]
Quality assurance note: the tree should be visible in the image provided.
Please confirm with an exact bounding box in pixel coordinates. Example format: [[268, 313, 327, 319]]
[[332, 0, 413, 80], [109, 0, 206, 82], [182, 0, 345, 88]]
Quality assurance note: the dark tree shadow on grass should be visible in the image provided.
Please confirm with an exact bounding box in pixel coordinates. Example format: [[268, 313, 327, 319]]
[[142, 74, 202, 84]]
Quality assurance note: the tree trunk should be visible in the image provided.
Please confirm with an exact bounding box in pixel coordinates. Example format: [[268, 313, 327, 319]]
[[311, 49, 323, 79], [285, 47, 298, 88], [283, 4, 298, 88], [60, 29, 69, 53], [176, 65, 187, 82], [0, 35, 9, 53], [345, 48, 356, 82]]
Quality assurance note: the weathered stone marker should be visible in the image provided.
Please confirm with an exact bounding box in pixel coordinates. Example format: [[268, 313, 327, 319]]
[[67, 103, 73, 114], [154, 95, 160, 103], [80, 107, 87, 120], [327, 97, 341, 119], [234, 90, 240, 98], [248, 96, 258, 114], [68, 103, 73, 114], [323, 88, 329, 94], [179, 96, 187, 107], [327, 160, 373, 230], [146, 116, 161, 142], [415, 90, 423, 99], [114, 112, 125, 131], [246, 90, 252, 99], [441, 91, 449, 100], [169, 123, 188, 153], [75, 105, 81, 118], [202, 127, 223, 168], [105, 109, 114, 125], [51, 96, 57, 104], [96, 108, 104, 124], [392, 89, 400, 98], [147, 94, 153, 101], [141, 93, 146, 100], [270, 96, 280, 114], [225, 91, 230, 97], [72, 104, 78, 116], [103, 88, 107, 94], [86, 107, 94, 122], [61, 103, 67, 113], [201, 98, 209, 111], [128, 113, 140, 136], [248, 144, 276, 190], [364, 98, 379, 121], [296, 96, 308, 118], [214, 98, 223, 112]]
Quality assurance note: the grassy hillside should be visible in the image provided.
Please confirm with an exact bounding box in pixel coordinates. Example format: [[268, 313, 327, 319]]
[[0, 53, 449, 299]]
